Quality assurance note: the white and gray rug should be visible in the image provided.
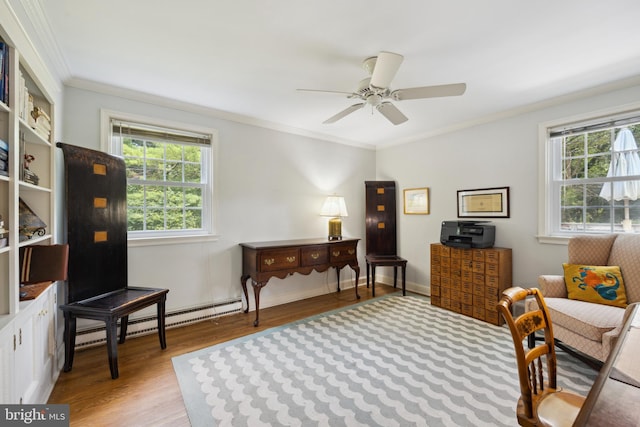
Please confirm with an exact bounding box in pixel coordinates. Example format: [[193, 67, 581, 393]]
[[172, 295, 596, 427]]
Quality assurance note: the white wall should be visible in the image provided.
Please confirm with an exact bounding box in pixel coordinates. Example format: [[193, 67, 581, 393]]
[[377, 82, 640, 293], [61, 85, 376, 318], [60, 75, 640, 317]]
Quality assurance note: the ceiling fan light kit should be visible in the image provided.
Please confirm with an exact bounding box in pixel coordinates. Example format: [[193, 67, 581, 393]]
[[300, 51, 467, 126]]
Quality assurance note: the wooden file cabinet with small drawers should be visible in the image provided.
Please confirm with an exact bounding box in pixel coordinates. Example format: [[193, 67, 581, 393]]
[[430, 243, 512, 325]]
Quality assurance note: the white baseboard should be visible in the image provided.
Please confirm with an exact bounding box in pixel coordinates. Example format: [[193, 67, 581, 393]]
[[74, 299, 243, 349]]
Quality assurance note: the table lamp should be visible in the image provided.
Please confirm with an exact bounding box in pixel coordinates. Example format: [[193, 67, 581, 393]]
[[320, 195, 348, 240]]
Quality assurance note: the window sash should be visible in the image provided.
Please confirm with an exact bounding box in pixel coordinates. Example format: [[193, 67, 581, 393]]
[[547, 121, 640, 235], [112, 119, 212, 147], [549, 112, 640, 138], [108, 116, 214, 237]]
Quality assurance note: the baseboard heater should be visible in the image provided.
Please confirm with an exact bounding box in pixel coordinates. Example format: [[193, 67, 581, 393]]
[[72, 298, 243, 349]]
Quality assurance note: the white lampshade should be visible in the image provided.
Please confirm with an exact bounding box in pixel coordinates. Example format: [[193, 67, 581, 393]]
[[320, 196, 348, 217]]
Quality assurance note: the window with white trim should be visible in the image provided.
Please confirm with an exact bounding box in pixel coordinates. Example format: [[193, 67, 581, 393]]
[[542, 110, 640, 236], [107, 114, 216, 238]]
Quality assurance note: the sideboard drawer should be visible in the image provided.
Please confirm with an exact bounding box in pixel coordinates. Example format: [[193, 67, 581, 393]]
[[259, 248, 300, 272], [329, 243, 357, 262], [301, 246, 329, 266]]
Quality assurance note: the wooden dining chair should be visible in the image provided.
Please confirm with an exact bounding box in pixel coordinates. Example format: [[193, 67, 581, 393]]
[[497, 287, 585, 427]]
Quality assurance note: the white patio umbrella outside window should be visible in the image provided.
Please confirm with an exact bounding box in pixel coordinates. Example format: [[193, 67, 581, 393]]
[[599, 128, 640, 231]]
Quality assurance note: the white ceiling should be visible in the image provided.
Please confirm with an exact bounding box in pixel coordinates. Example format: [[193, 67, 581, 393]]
[[15, 0, 640, 148]]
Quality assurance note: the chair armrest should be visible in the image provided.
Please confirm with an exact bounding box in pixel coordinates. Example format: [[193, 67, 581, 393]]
[[537, 275, 567, 298], [602, 302, 640, 358]]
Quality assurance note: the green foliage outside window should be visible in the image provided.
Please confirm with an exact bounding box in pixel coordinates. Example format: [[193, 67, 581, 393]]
[[559, 124, 640, 232], [123, 138, 205, 232]]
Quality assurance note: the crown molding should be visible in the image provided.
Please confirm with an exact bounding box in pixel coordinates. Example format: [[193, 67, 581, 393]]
[[11, 0, 71, 82]]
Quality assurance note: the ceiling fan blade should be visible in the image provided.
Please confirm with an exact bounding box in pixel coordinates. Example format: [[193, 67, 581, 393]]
[[297, 88, 356, 96], [376, 102, 408, 125], [370, 51, 404, 90], [323, 103, 365, 124], [391, 83, 467, 101]]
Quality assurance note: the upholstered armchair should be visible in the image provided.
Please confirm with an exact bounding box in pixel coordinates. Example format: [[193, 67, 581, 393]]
[[531, 234, 640, 363]]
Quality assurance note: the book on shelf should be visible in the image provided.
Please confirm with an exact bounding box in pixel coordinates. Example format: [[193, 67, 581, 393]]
[[18, 71, 27, 120], [31, 106, 51, 140], [0, 138, 7, 176], [0, 41, 8, 105]]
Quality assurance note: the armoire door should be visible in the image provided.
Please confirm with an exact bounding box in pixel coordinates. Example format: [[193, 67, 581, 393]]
[[365, 181, 397, 255]]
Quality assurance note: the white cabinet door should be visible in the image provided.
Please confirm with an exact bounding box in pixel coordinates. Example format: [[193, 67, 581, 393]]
[[32, 288, 56, 402], [11, 285, 56, 404], [13, 313, 36, 404], [1, 286, 57, 404], [0, 321, 14, 403]]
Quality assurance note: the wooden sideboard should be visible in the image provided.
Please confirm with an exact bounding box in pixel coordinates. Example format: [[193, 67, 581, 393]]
[[240, 238, 360, 326], [430, 243, 512, 325]]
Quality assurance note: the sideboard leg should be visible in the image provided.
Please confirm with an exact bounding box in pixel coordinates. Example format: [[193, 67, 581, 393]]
[[241, 275, 250, 313], [336, 267, 341, 292], [252, 281, 267, 327]]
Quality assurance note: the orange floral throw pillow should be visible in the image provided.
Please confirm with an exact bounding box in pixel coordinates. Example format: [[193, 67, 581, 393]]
[[563, 264, 627, 308]]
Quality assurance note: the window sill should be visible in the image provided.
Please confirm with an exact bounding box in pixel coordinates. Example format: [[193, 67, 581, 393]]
[[128, 233, 220, 247], [536, 235, 570, 245]]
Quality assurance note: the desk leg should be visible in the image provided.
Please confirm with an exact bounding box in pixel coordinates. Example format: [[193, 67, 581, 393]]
[[119, 315, 129, 344], [63, 311, 76, 372], [241, 275, 250, 313], [401, 264, 406, 296], [366, 262, 370, 288], [157, 298, 167, 349], [105, 318, 119, 379], [251, 280, 268, 327], [371, 265, 376, 297]]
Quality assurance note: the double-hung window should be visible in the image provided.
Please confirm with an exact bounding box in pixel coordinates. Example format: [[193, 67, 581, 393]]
[[106, 112, 217, 240], [541, 108, 640, 238]]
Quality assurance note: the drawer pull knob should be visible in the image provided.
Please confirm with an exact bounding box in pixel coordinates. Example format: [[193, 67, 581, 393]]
[[264, 258, 275, 266], [286, 256, 296, 263], [332, 251, 340, 257], [311, 253, 320, 259], [348, 249, 355, 255]]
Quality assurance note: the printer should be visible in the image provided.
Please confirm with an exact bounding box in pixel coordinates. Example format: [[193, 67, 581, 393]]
[[440, 220, 495, 249]]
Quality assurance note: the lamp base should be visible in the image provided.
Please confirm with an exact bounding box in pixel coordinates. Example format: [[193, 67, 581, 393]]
[[328, 217, 342, 241]]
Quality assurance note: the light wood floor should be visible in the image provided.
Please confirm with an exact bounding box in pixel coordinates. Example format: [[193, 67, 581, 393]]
[[48, 284, 401, 426]]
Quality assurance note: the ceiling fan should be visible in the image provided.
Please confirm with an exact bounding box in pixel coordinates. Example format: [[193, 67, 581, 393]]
[[299, 51, 466, 125]]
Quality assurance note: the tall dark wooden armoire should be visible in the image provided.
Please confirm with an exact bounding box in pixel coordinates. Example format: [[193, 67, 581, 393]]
[[365, 181, 397, 255], [364, 181, 406, 296]]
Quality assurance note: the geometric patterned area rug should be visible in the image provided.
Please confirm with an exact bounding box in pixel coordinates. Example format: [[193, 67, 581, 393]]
[[172, 295, 597, 427]]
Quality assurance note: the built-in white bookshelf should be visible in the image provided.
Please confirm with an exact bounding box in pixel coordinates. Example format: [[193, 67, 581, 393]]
[[0, 10, 58, 403]]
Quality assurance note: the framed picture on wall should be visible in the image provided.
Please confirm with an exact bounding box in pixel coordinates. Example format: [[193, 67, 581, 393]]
[[403, 187, 430, 214], [457, 187, 510, 218]]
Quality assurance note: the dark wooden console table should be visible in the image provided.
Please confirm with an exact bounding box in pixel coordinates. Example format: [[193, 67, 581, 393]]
[[240, 238, 360, 326]]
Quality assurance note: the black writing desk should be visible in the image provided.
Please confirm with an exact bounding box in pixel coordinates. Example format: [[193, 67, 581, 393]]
[[574, 304, 640, 426]]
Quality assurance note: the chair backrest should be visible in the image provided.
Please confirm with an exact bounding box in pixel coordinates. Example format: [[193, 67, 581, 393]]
[[58, 143, 128, 302], [364, 181, 397, 256], [608, 234, 640, 303], [568, 234, 617, 265], [19, 244, 69, 284], [497, 287, 557, 420]]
